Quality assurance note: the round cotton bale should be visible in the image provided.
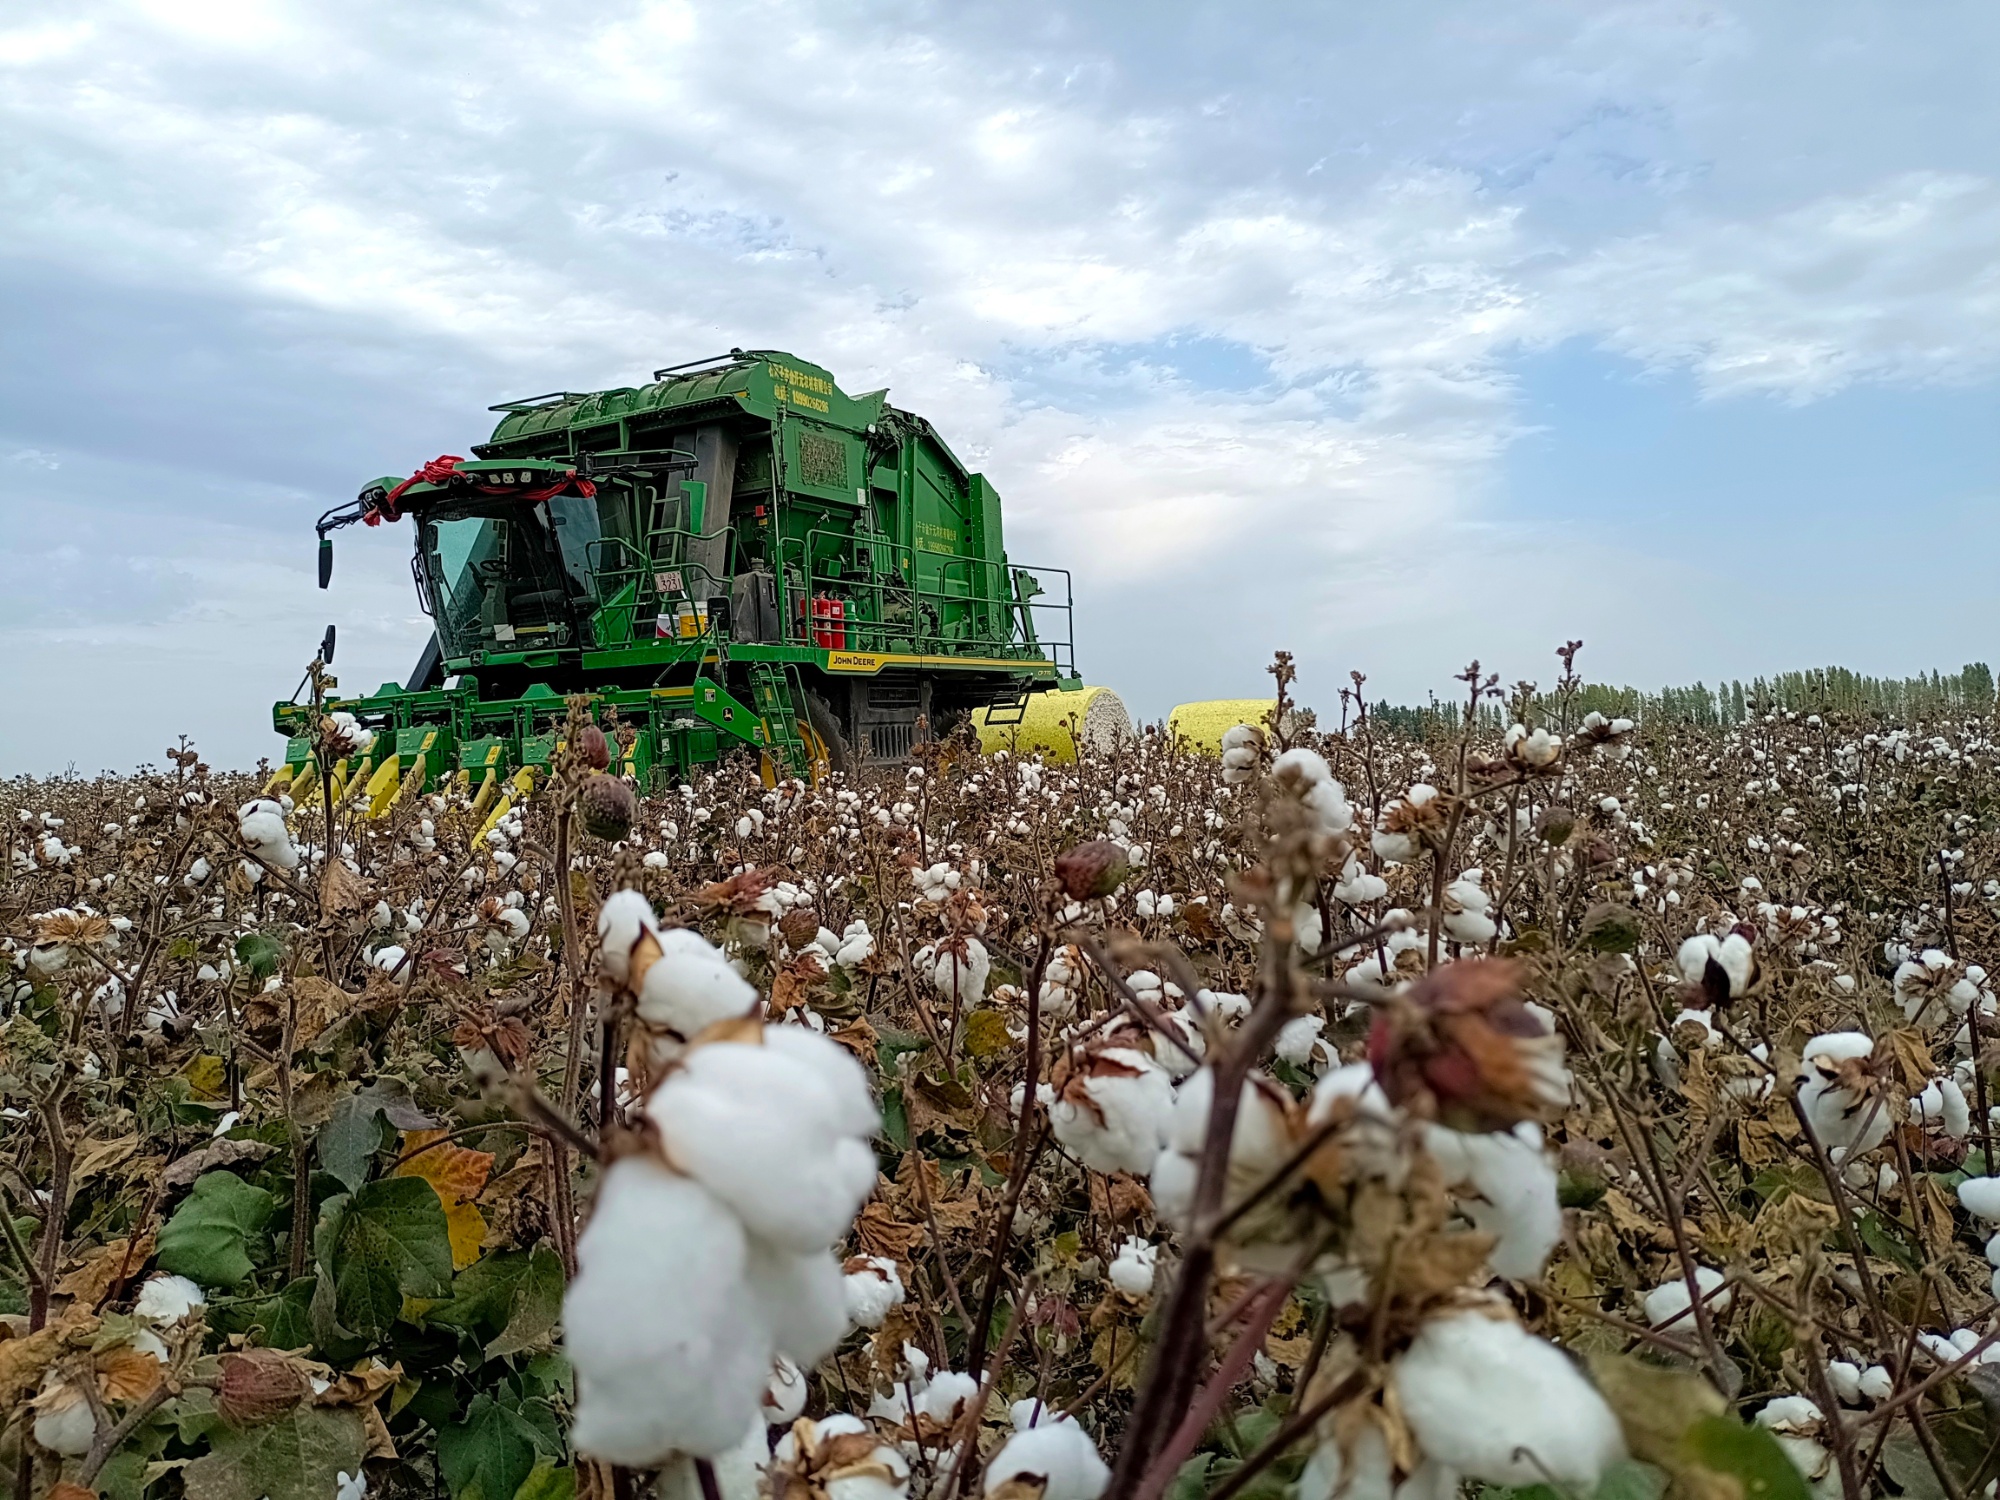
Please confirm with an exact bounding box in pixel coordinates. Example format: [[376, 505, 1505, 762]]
[[1167, 699, 1293, 755], [976, 687, 1132, 763]]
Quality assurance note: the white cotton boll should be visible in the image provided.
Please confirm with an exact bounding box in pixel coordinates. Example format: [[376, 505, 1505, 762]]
[[32, 1382, 95, 1456], [834, 920, 876, 968], [1107, 1237, 1158, 1297], [1642, 1267, 1732, 1328], [981, 1420, 1110, 1500], [1298, 1421, 1404, 1500], [1798, 1033, 1889, 1159], [597, 890, 660, 986], [134, 1272, 206, 1324], [1275, 1014, 1327, 1070], [648, 1028, 878, 1248], [1441, 870, 1496, 946], [745, 1241, 849, 1369], [638, 927, 762, 1037], [1958, 1176, 2000, 1222], [370, 901, 394, 932], [776, 1416, 911, 1500], [661, 1421, 768, 1500], [844, 1256, 907, 1328], [1942, 1079, 1972, 1139], [1333, 857, 1387, 906], [1859, 1365, 1893, 1401], [643, 850, 671, 870], [1423, 1125, 1562, 1280], [1050, 1048, 1177, 1176], [1391, 1311, 1626, 1487], [566, 1157, 773, 1463], [764, 1356, 809, 1425], [370, 946, 410, 983], [917, 938, 990, 1004], [1826, 1361, 1864, 1405]]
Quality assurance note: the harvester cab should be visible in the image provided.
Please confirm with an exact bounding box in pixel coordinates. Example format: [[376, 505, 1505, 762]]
[[272, 349, 1077, 826]]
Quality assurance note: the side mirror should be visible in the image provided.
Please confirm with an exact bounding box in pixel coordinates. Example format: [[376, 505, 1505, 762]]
[[319, 625, 337, 665], [318, 536, 333, 589]]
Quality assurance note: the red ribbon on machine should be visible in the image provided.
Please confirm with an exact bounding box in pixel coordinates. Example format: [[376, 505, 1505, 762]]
[[367, 455, 595, 525]]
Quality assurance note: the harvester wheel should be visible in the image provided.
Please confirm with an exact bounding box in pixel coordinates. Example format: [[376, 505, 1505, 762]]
[[804, 693, 850, 777]]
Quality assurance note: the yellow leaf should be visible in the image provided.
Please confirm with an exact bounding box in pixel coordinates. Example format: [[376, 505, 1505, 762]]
[[185, 1055, 228, 1101], [962, 1009, 1013, 1060], [393, 1130, 493, 1270]]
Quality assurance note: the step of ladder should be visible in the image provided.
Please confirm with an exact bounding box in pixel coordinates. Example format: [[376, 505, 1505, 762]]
[[747, 662, 813, 779], [983, 681, 1034, 727]]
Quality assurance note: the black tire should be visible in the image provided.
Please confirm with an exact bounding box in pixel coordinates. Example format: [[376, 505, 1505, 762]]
[[804, 692, 852, 777]]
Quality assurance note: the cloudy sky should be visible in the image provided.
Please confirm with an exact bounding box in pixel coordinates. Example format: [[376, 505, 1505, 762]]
[[4, 0, 1997, 773]]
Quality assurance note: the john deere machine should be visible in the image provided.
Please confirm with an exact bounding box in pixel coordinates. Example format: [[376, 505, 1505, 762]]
[[268, 349, 1075, 818]]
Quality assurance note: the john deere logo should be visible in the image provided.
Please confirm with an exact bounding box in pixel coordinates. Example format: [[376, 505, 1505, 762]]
[[826, 651, 886, 673]]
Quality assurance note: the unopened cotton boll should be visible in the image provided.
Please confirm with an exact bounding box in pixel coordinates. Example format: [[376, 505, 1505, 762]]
[[647, 1028, 879, 1251], [981, 1416, 1110, 1500], [1390, 1310, 1627, 1487], [565, 1156, 774, 1463]]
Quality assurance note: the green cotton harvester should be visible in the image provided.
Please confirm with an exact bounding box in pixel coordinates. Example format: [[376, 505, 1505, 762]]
[[268, 349, 1076, 830]]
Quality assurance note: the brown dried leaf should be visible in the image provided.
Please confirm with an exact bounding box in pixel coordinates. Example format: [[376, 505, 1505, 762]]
[[854, 1199, 925, 1261], [55, 1232, 157, 1301], [162, 1139, 277, 1191], [1884, 1028, 1937, 1093], [292, 977, 361, 1047], [73, 1135, 141, 1186], [320, 858, 367, 919], [97, 1343, 166, 1402], [0, 1313, 98, 1410], [829, 1015, 879, 1062]]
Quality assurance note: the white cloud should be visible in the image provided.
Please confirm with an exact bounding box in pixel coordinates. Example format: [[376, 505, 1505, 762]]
[[2, 0, 1998, 767]]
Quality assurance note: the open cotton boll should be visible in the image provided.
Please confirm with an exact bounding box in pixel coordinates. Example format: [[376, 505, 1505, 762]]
[[1049, 1047, 1176, 1176], [1422, 1124, 1562, 1280], [1275, 1015, 1328, 1070], [32, 1377, 95, 1456], [1958, 1176, 2000, 1222], [1825, 1361, 1864, 1405], [236, 799, 300, 871], [660, 1420, 768, 1500], [745, 1240, 849, 1370], [870, 1367, 980, 1428], [1390, 1309, 1626, 1487], [649, 1032, 878, 1252], [833, 920, 877, 968], [1642, 1266, 1732, 1328], [1677, 931, 1757, 1001], [565, 1156, 774, 1463], [134, 1272, 206, 1324], [764, 1356, 809, 1425], [637, 927, 762, 1038], [1440, 871, 1496, 946], [1107, 1236, 1158, 1296], [1797, 1033, 1889, 1160], [981, 1418, 1110, 1500], [773, 1415, 911, 1500], [597, 890, 659, 986], [843, 1256, 907, 1328], [1333, 856, 1388, 906], [917, 938, 991, 1005]]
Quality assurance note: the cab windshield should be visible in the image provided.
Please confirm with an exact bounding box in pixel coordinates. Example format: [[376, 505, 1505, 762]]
[[417, 499, 596, 656]]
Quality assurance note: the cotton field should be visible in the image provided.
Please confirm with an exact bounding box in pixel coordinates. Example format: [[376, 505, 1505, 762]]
[[9, 656, 2000, 1500]]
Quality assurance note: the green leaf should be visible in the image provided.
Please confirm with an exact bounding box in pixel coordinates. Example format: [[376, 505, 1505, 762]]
[[432, 1243, 565, 1359], [319, 1092, 392, 1193], [1593, 1461, 1668, 1500], [313, 1176, 453, 1340], [880, 1085, 909, 1152], [512, 1461, 575, 1500], [1680, 1416, 1813, 1500], [157, 1171, 276, 1288], [437, 1394, 560, 1500], [234, 932, 287, 982], [211, 1276, 320, 1353], [1854, 1207, 1921, 1271], [486, 1243, 565, 1360], [1165, 1454, 1214, 1500], [1579, 903, 1643, 954], [183, 1406, 366, 1500]]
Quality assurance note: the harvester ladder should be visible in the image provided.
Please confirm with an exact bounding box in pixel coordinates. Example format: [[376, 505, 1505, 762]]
[[983, 681, 1034, 728], [747, 662, 813, 780]]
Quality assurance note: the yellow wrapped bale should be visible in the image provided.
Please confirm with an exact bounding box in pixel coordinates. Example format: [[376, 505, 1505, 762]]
[[976, 687, 1132, 763], [1167, 699, 1286, 755]]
